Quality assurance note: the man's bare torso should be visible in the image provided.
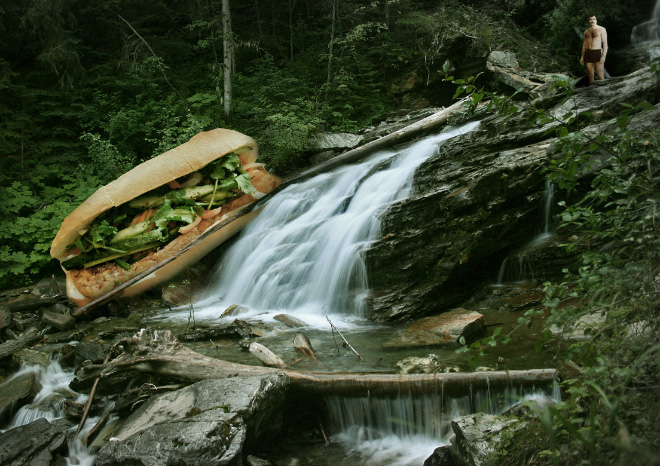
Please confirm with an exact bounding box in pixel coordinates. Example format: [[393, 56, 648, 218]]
[[584, 25, 605, 50]]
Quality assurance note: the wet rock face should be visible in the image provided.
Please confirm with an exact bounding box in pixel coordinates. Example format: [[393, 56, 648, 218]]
[[366, 135, 550, 321], [95, 411, 246, 466], [0, 418, 67, 466], [95, 372, 290, 465], [365, 67, 660, 322]]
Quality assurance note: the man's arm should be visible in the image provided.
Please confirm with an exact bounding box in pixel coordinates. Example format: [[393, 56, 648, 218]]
[[580, 33, 587, 64], [600, 28, 608, 63]]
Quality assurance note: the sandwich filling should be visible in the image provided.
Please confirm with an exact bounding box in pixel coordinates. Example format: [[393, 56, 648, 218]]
[[62, 150, 255, 275]]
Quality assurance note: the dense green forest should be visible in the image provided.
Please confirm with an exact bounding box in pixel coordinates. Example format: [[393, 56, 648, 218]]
[[1, 1, 659, 464], [0, 0, 653, 289]]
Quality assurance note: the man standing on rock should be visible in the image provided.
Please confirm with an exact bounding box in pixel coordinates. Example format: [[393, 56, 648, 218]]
[[580, 14, 608, 84]]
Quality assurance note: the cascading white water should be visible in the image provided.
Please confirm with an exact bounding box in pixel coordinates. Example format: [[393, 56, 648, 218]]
[[2, 360, 99, 466], [324, 383, 560, 466], [632, 0, 660, 61], [187, 121, 480, 324]]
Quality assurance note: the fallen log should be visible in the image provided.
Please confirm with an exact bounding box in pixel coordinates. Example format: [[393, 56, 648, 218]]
[[71, 329, 557, 397], [287, 368, 557, 397], [288, 98, 470, 185]]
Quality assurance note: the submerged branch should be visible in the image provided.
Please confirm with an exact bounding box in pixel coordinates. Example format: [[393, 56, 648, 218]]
[[326, 316, 362, 360]]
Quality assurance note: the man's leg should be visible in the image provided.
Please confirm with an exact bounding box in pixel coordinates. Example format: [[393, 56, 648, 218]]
[[586, 62, 595, 84], [596, 62, 605, 80]]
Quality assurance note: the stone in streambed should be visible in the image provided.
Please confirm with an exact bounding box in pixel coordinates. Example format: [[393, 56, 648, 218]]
[[0, 371, 42, 414], [0, 418, 67, 465], [383, 308, 485, 348], [95, 372, 290, 466], [41, 310, 75, 331], [395, 354, 441, 374]]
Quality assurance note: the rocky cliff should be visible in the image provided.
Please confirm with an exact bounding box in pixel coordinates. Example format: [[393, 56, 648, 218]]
[[365, 67, 660, 321]]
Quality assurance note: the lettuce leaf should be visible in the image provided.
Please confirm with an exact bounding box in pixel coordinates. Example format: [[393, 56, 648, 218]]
[[235, 173, 256, 195]]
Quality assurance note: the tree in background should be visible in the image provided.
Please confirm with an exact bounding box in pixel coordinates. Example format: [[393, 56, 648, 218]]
[[222, 0, 234, 120]]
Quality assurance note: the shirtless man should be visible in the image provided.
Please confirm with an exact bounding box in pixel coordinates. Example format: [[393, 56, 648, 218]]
[[580, 14, 608, 84]]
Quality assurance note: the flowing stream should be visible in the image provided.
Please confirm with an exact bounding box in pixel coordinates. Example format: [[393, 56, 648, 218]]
[[324, 384, 560, 466], [1, 359, 100, 466], [4, 120, 560, 465]]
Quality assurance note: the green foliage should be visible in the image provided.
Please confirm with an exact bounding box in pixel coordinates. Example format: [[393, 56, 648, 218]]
[[449, 62, 660, 463], [0, 169, 102, 288]]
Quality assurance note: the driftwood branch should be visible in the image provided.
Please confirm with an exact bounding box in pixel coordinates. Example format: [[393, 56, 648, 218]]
[[293, 332, 317, 359], [76, 353, 111, 436], [327, 316, 362, 360], [0, 328, 45, 360], [249, 342, 286, 368], [82, 407, 112, 446]]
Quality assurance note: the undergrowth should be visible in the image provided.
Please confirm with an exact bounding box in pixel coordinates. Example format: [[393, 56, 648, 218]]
[[452, 59, 660, 465]]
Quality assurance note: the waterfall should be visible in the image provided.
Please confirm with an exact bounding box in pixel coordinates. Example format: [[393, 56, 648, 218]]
[[188, 121, 480, 323], [324, 383, 560, 466], [631, 0, 660, 61], [543, 180, 554, 236], [495, 180, 554, 285]]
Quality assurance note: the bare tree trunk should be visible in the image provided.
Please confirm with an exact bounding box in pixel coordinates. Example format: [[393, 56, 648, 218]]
[[325, 0, 337, 102], [254, 0, 262, 38], [222, 0, 233, 120], [288, 0, 296, 60], [384, 0, 389, 28]]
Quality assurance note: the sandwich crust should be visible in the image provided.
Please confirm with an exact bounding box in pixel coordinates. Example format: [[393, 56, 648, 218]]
[[50, 128, 257, 260], [65, 163, 280, 305]]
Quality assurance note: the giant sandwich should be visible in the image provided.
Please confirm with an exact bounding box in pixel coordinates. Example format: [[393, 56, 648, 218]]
[[50, 128, 281, 307]]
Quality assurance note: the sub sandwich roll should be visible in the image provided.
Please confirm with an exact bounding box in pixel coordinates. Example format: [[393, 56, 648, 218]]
[[50, 128, 281, 307]]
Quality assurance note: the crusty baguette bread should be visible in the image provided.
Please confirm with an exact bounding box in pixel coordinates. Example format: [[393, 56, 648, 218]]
[[50, 128, 257, 260], [51, 128, 279, 307]]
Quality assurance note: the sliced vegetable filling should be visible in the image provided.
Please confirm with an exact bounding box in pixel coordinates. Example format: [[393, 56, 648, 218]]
[[63, 151, 254, 271]]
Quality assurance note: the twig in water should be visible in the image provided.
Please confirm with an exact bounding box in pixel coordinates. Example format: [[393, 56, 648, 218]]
[[319, 422, 330, 445], [76, 353, 111, 437], [326, 316, 362, 360]]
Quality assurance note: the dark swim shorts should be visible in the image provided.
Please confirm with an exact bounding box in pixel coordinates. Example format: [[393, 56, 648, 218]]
[[584, 49, 602, 63]]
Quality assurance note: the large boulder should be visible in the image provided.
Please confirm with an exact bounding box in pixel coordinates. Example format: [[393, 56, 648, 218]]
[[96, 410, 246, 466], [451, 412, 515, 466], [0, 418, 67, 466], [95, 372, 290, 465]]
